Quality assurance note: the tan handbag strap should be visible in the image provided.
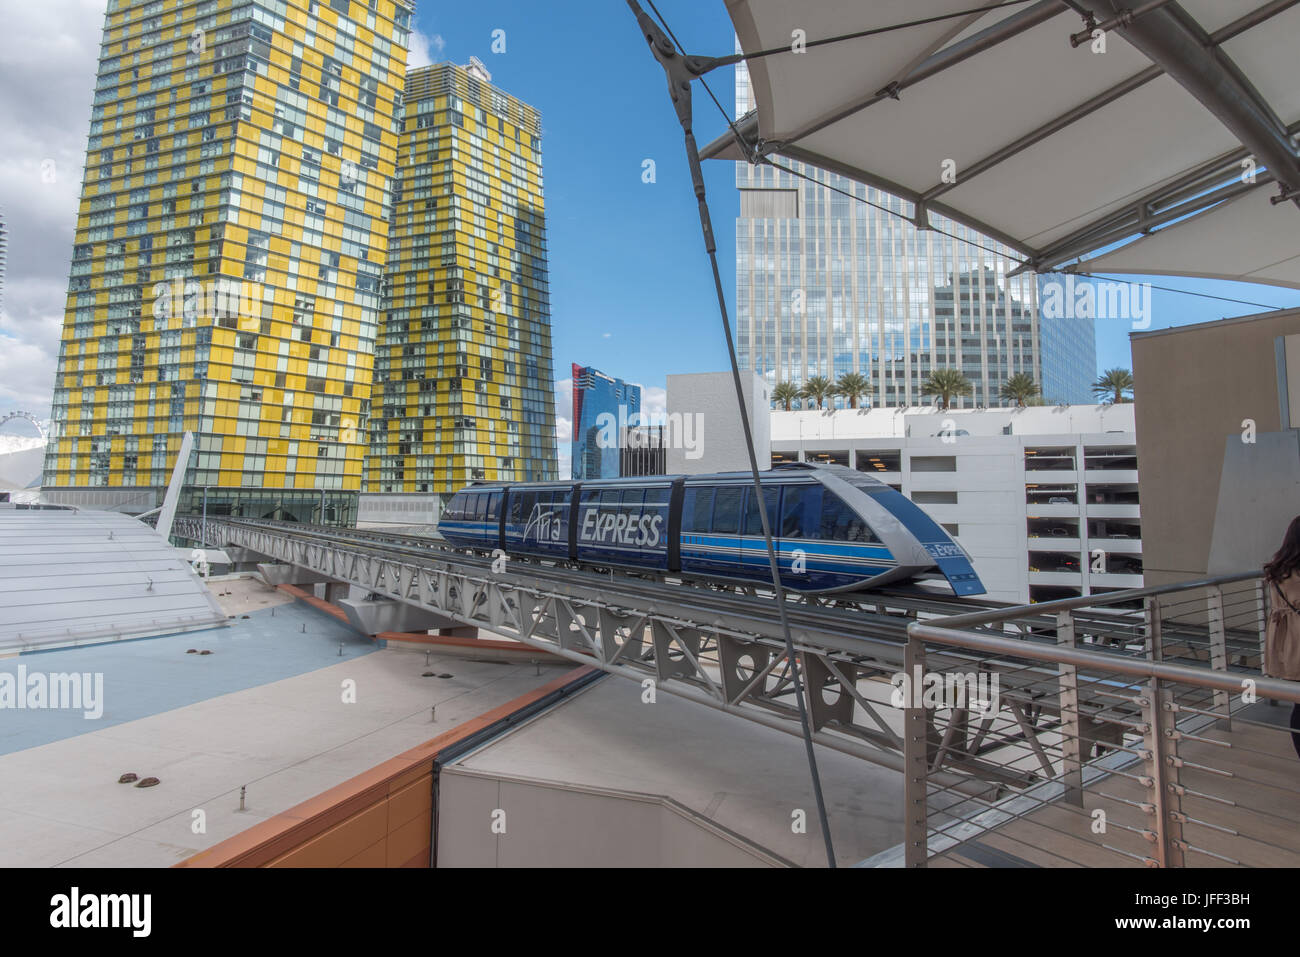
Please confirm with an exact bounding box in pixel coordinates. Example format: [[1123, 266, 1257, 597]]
[[1274, 579, 1300, 616]]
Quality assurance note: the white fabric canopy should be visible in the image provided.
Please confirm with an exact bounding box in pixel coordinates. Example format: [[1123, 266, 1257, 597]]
[[704, 0, 1300, 288]]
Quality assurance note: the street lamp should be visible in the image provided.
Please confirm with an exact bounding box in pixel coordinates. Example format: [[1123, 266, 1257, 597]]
[[201, 485, 212, 547]]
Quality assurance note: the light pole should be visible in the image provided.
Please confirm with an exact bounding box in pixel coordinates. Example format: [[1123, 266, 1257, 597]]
[[201, 486, 211, 546]]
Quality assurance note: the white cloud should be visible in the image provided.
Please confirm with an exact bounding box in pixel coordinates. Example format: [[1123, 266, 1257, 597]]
[[554, 377, 573, 423], [553, 378, 573, 479], [554, 416, 572, 479], [406, 30, 445, 70], [0, 334, 58, 417], [641, 385, 667, 420], [0, 0, 103, 421]]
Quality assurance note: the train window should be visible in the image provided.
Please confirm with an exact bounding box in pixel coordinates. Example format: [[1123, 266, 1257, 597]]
[[471, 494, 487, 522], [644, 487, 671, 506], [621, 488, 645, 511], [819, 495, 880, 543], [485, 493, 501, 522], [509, 492, 523, 524], [780, 485, 819, 538], [444, 493, 465, 521], [742, 486, 781, 536], [684, 487, 713, 533], [712, 487, 743, 534]]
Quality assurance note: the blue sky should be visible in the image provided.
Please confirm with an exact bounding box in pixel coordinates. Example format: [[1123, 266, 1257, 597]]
[[409, 0, 1300, 395], [4, 0, 1300, 439], [409, 0, 743, 403]]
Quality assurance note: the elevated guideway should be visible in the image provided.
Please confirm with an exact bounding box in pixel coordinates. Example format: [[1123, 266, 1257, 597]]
[[177, 515, 957, 778], [173, 517, 1268, 799]]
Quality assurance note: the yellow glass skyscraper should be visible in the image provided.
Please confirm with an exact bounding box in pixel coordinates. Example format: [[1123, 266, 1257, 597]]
[[364, 59, 557, 515], [43, 0, 413, 525]]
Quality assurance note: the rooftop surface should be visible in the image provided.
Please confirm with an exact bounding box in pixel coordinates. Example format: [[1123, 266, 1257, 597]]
[[0, 581, 569, 867], [0, 507, 227, 651], [771, 403, 1136, 442], [451, 675, 905, 867]]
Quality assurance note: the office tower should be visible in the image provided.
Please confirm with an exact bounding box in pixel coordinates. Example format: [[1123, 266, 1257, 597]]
[[733, 57, 1096, 409], [1038, 274, 1100, 405], [571, 364, 640, 480], [365, 59, 557, 510], [42, 0, 413, 524], [619, 425, 665, 477]]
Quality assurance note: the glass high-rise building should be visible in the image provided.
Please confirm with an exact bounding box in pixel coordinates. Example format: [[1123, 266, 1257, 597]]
[[43, 0, 413, 524], [571, 364, 640, 480], [365, 59, 557, 509], [733, 58, 1095, 409]]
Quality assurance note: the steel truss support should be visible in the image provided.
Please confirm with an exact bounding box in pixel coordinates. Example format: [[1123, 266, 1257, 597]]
[[181, 517, 1014, 794]]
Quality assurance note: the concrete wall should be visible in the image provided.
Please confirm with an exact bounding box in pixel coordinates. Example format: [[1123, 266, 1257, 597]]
[[38, 486, 162, 512], [1131, 309, 1300, 586], [666, 371, 769, 474], [0, 442, 44, 492], [437, 768, 787, 867], [358, 492, 443, 527], [1207, 430, 1300, 574]]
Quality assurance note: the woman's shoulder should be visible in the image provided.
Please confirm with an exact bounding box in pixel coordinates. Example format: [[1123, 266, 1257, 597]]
[[1274, 571, 1300, 594]]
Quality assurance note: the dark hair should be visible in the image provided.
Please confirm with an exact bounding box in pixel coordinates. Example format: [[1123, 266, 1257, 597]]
[[1264, 516, 1300, 582]]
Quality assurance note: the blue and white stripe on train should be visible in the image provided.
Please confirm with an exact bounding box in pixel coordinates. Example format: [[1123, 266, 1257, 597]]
[[437, 462, 986, 596]]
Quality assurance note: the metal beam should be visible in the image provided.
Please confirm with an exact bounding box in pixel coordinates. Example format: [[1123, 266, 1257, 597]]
[[706, 0, 1300, 272], [1009, 117, 1300, 276], [154, 430, 194, 543], [924, 0, 1299, 206], [700, 0, 1063, 165], [1105, 0, 1300, 203], [185, 516, 1270, 816], [773, 0, 1064, 155]]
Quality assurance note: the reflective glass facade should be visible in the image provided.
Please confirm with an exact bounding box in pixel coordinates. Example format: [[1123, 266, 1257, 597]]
[[1038, 275, 1098, 405], [571, 364, 640, 480], [366, 61, 557, 499], [44, 0, 412, 522], [734, 58, 1095, 409]]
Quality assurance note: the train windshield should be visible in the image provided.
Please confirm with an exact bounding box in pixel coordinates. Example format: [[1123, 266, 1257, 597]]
[[819, 492, 881, 543], [442, 491, 469, 522]]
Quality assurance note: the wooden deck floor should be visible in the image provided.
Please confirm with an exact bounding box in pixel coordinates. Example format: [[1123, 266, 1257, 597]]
[[929, 705, 1300, 868]]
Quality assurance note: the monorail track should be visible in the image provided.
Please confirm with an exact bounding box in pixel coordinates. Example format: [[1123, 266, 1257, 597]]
[[172, 515, 1191, 792]]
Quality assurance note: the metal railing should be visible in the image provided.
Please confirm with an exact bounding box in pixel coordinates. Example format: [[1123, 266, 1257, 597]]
[[903, 572, 1300, 867]]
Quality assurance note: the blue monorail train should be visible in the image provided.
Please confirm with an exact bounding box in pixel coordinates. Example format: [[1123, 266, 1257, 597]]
[[437, 463, 985, 596]]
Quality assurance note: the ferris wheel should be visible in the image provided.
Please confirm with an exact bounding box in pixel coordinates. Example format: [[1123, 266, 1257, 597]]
[[0, 411, 47, 441]]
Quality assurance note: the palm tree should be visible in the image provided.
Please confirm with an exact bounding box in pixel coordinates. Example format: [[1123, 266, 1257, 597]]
[[1000, 372, 1040, 408], [920, 368, 973, 411], [772, 381, 800, 412], [1093, 368, 1134, 404], [799, 375, 833, 410], [833, 371, 870, 409]]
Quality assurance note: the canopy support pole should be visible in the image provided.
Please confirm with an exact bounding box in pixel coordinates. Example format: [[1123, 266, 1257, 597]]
[[626, 0, 838, 868]]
